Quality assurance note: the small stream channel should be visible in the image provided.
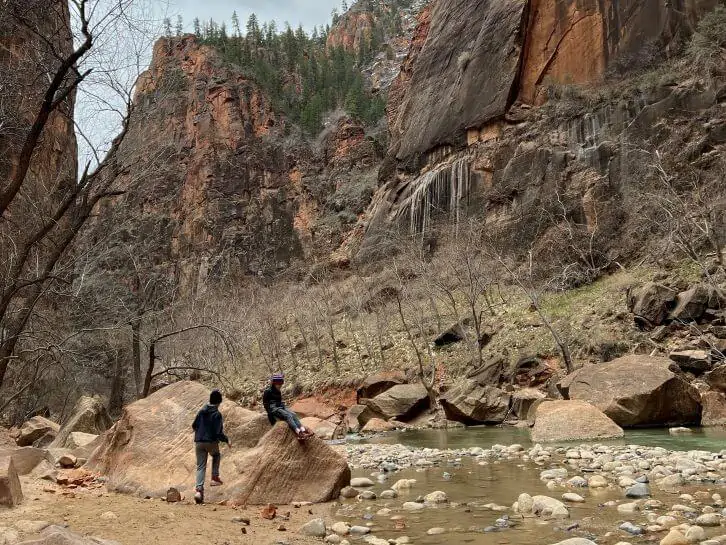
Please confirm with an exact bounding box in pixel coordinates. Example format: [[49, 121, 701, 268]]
[[327, 427, 726, 545]]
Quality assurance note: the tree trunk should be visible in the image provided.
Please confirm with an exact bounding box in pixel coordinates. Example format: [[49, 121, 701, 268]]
[[109, 351, 125, 415], [131, 319, 142, 398], [142, 340, 156, 398]]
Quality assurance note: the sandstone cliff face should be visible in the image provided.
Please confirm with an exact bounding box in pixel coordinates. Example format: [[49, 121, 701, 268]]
[[356, 0, 724, 269], [327, 8, 376, 52], [0, 0, 78, 203], [387, 0, 717, 167], [87, 36, 382, 292]]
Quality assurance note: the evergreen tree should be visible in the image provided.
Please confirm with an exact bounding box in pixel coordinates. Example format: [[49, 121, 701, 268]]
[[342, 0, 349, 11], [175, 14, 183, 36], [193, 17, 201, 37], [231, 11, 241, 38], [163, 17, 172, 37], [246, 13, 260, 44]]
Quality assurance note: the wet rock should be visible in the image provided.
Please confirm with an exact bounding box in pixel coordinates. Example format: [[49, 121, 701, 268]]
[[562, 493, 585, 503], [658, 474, 685, 491], [626, 483, 651, 498], [350, 478, 374, 487], [365, 384, 430, 421], [669, 427, 693, 435], [380, 489, 398, 499], [424, 491, 448, 503], [300, 519, 326, 538], [541, 468, 568, 480], [618, 502, 640, 514], [402, 502, 425, 511], [695, 513, 722, 526], [358, 490, 376, 500], [392, 479, 416, 491], [440, 381, 510, 425], [567, 476, 588, 488], [340, 486, 358, 499], [566, 356, 702, 427], [361, 418, 396, 434], [349, 526, 370, 536], [588, 475, 608, 488], [427, 527, 446, 535], [330, 522, 350, 535], [701, 392, 726, 426], [619, 522, 645, 535], [531, 400, 624, 442], [16, 417, 59, 448], [531, 496, 569, 519]]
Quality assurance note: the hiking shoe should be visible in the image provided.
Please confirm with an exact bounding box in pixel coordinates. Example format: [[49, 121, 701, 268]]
[[194, 488, 204, 504], [210, 476, 224, 486]]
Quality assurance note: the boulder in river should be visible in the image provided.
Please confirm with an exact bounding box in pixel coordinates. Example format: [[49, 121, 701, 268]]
[[701, 391, 726, 426], [440, 380, 510, 425], [0, 454, 23, 507], [530, 400, 624, 442], [16, 416, 59, 448], [365, 384, 430, 421], [50, 396, 112, 449], [565, 355, 702, 427], [86, 381, 349, 504]]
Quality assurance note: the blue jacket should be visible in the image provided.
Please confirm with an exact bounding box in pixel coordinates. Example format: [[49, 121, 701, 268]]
[[192, 404, 229, 444]]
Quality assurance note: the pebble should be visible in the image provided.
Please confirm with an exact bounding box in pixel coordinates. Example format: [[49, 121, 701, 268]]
[[99, 512, 118, 521], [588, 475, 608, 488], [562, 493, 585, 503], [619, 522, 645, 536], [358, 491, 376, 500], [379, 490, 398, 499], [427, 527, 446, 535], [330, 522, 350, 535], [618, 502, 640, 514], [350, 478, 375, 487], [349, 526, 370, 536], [325, 536, 342, 544], [424, 491, 448, 504]]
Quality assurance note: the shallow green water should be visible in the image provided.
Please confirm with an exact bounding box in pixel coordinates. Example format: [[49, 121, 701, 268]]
[[356, 425, 726, 452]]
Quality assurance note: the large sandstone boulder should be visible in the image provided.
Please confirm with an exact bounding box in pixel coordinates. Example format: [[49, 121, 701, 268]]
[[227, 423, 350, 505], [440, 381, 511, 425], [566, 356, 702, 427], [0, 455, 22, 507], [627, 282, 676, 329], [14, 525, 120, 545], [530, 400, 624, 442], [511, 388, 546, 420], [16, 417, 59, 447], [0, 447, 46, 476], [466, 355, 510, 387], [705, 365, 726, 391], [365, 384, 430, 421], [86, 381, 348, 504], [668, 284, 724, 323], [300, 417, 345, 440], [701, 391, 726, 426], [356, 372, 405, 401], [51, 396, 112, 449], [289, 398, 337, 421]]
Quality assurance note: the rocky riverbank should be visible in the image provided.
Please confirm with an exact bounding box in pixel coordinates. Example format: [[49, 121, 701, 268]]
[[321, 440, 726, 545]]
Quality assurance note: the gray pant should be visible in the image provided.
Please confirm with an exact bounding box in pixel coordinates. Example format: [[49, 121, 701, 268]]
[[195, 442, 220, 490]]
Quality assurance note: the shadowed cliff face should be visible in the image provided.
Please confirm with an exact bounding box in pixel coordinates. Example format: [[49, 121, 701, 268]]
[[84, 35, 384, 292]]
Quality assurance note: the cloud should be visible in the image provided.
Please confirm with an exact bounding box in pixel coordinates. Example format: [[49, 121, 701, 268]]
[[169, 0, 342, 31]]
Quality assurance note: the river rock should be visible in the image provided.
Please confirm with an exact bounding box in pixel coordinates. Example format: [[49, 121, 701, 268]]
[[530, 400, 624, 442], [402, 501, 425, 511], [550, 540, 598, 545], [701, 391, 726, 426], [531, 495, 569, 519], [392, 479, 416, 491], [566, 356, 702, 427], [300, 518, 326, 538], [562, 493, 585, 503], [424, 491, 448, 503], [86, 381, 350, 503], [365, 384, 430, 421], [685, 526, 706, 542], [620, 522, 645, 535], [427, 527, 446, 535], [361, 418, 396, 433], [0, 455, 22, 507], [340, 486, 358, 499], [618, 502, 640, 514], [695, 514, 722, 526], [50, 396, 112, 449], [588, 475, 608, 488], [350, 477, 374, 487], [330, 522, 350, 535], [16, 417, 59, 448], [626, 483, 651, 498], [380, 489, 397, 499], [440, 381, 511, 425], [358, 490, 376, 500], [661, 529, 689, 545], [349, 526, 370, 536]]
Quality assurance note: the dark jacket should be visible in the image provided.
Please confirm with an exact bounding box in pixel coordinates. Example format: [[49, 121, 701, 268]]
[[262, 385, 285, 424], [192, 404, 229, 444]]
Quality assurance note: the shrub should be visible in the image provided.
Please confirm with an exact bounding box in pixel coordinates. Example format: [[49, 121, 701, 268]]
[[687, 5, 726, 73]]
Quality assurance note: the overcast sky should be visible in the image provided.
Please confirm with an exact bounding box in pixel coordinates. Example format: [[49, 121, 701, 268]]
[[167, 0, 344, 32]]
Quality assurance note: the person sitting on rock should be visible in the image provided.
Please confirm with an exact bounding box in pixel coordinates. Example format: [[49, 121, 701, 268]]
[[192, 389, 230, 504], [263, 373, 313, 440]]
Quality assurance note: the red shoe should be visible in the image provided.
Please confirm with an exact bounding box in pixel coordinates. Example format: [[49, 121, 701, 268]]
[[211, 476, 224, 486]]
